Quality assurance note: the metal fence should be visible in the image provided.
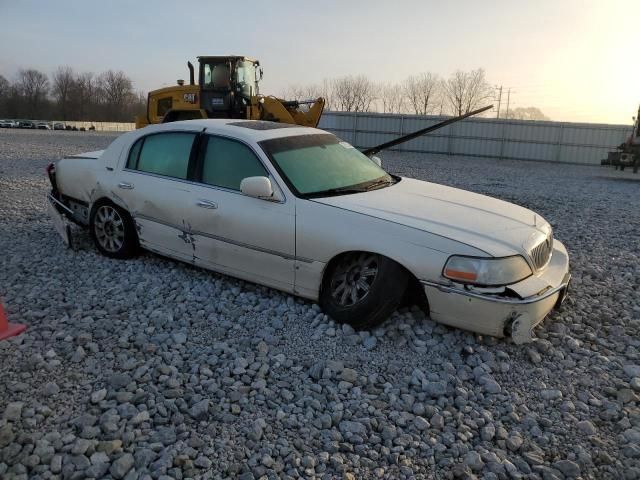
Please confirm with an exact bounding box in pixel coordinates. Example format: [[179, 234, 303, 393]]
[[318, 112, 633, 165]]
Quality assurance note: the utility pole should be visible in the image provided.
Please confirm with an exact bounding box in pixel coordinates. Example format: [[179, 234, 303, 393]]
[[495, 86, 503, 119], [505, 88, 511, 119]]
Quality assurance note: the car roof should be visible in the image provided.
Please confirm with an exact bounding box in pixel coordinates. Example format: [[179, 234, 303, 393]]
[[135, 119, 331, 144]]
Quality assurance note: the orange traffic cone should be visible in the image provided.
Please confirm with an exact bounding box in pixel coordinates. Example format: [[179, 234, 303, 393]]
[[0, 300, 26, 341]]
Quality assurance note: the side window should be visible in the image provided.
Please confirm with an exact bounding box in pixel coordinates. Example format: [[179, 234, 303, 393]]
[[126, 138, 143, 169], [130, 133, 196, 179], [201, 136, 267, 190]]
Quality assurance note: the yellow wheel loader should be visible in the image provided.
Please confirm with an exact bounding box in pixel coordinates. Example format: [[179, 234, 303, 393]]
[[135, 56, 325, 129]]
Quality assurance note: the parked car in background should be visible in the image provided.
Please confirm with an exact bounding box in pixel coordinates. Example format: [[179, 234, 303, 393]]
[[46, 119, 570, 343], [19, 120, 35, 129], [37, 123, 51, 130], [0, 119, 16, 128], [53, 122, 65, 130]]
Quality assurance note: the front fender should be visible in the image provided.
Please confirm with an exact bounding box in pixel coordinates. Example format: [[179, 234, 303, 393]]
[[294, 199, 485, 300]]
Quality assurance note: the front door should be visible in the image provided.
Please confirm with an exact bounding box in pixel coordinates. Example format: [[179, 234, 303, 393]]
[[186, 134, 296, 292]]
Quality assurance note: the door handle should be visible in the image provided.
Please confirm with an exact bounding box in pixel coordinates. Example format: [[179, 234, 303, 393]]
[[118, 182, 134, 190], [196, 199, 218, 209]]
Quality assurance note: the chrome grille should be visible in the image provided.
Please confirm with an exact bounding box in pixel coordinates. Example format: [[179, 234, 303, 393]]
[[529, 231, 553, 270]]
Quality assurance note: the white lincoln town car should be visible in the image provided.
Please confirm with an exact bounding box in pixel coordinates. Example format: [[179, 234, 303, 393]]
[[47, 119, 570, 343]]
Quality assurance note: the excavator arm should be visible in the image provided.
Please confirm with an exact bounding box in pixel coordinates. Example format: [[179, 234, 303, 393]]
[[250, 96, 325, 127]]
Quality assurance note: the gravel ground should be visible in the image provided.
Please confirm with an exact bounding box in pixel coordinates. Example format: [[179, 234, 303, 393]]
[[0, 128, 639, 480]]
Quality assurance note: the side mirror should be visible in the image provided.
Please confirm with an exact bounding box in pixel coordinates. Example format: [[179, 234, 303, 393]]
[[371, 156, 382, 167], [240, 176, 273, 199]]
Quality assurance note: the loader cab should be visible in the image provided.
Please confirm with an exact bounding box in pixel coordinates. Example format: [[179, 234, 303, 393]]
[[198, 56, 260, 119]]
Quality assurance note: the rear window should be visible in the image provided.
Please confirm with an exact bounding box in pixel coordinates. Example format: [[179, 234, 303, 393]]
[[126, 132, 196, 180]]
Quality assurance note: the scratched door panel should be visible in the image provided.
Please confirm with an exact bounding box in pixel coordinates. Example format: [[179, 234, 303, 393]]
[[115, 170, 199, 263], [186, 183, 296, 293]]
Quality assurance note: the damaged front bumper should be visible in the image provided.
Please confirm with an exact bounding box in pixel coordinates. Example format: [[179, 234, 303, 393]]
[[421, 240, 571, 343], [47, 193, 73, 248]]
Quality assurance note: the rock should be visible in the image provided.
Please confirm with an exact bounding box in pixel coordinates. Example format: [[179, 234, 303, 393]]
[[527, 348, 542, 364], [189, 399, 210, 421], [3, 402, 23, 421], [617, 388, 639, 403], [424, 381, 447, 397], [91, 388, 107, 403], [381, 425, 397, 441], [110, 453, 134, 479], [71, 345, 86, 362], [301, 455, 316, 469], [463, 451, 485, 471], [553, 459, 580, 477], [413, 416, 430, 430], [91, 452, 110, 464], [308, 362, 324, 381], [577, 420, 596, 435], [108, 373, 132, 389], [134, 449, 157, 469], [481, 424, 496, 441], [623, 365, 640, 378], [631, 377, 640, 392], [50, 455, 63, 474], [342, 324, 356, 335], [195, 456, 213, 469], [172, 332, 187, 344], [86, 462, 110, 478], [341, 368, 358, 383], [541, 389, 563, 401], [42, 381, 60, 396], [430, 413, 445, 430], [131, 410, 150, 425], [482, 377, 502, 394], [363, 336, 377, 350], [339, 420, 367, 436], [506, 434, 523, 451], [0, 425, 14, 448], [97, 439, 123, 454]]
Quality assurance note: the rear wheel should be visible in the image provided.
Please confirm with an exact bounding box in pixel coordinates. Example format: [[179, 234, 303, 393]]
[[320, 252, 409, 329], [90, 202, 138, 259]]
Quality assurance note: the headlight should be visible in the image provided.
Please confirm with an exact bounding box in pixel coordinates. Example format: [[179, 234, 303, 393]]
[[443, 255, 532, 286]]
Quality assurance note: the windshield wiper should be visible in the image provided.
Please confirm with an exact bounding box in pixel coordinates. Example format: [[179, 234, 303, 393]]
[[307, 186, 367, 198], [364, 177, 395, 191]]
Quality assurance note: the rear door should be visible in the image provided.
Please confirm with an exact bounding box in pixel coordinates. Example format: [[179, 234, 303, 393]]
[[115, 130, 200, 262], [186, 134, 296, 292]]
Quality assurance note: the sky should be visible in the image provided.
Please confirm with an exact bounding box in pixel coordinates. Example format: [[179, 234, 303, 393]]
[[0, 0, 637, 125]]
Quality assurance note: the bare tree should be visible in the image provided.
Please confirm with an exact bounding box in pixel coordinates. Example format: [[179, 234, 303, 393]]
[[402, 73, 441, 115], [52, 66, 76, 120], [74, 72, 98, 120], [97, 70, 134, 121], [504, 107, 549, 121], [443, 69, 493, 116], [378, 82, 405, 114], [0, 75, 8, 99], [17, 69, 49, 118], [332, 75, 376, 112]]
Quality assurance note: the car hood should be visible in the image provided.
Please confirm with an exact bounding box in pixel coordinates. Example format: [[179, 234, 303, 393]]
[[313, 177, 550, 257]]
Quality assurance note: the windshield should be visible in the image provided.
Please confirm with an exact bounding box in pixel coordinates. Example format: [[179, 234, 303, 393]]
[[203, 62, 231, 89], [236, 60, 258, 96], [260, 134, 394, 198]]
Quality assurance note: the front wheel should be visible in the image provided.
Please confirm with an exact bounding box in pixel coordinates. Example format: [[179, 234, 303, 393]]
[[90, 202, 138, 259], [320, 252, 409, 330]]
